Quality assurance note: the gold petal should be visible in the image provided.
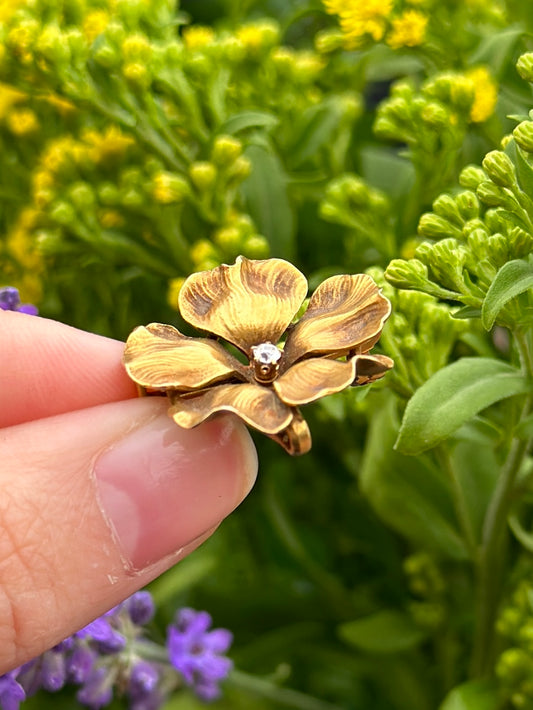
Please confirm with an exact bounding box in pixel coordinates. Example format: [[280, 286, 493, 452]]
[[353, 354, 394, 385], [283, 273, 391, 365], [269, 410, 312, 455], [168, 383, 293, 434], [123, 323, 247, 390], [274, 357, 356, 406], [178, 256, 308, 354]]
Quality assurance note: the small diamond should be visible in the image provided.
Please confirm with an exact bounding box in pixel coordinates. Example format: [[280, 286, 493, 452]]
[[251, 342, 282, 365]]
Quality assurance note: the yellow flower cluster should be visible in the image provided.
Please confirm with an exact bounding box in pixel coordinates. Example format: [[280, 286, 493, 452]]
[[467, 66, 498, 123], [323, 0, 428, 51]]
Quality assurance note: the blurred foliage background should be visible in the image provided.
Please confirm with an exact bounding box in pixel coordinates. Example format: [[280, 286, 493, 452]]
[[6, 0, 533, 708]]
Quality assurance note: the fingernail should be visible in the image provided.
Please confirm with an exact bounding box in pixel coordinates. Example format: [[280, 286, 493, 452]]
[[94, 411, 257, 571]]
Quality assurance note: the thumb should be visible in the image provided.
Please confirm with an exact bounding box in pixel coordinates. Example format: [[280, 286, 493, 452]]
[[0, 397, 257, 672]]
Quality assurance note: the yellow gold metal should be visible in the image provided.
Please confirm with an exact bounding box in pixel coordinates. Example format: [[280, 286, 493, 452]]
[[123, 257, 393, 456]]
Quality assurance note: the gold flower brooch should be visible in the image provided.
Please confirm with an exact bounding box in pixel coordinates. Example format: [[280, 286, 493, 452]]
[[123, 257, 393, 455]]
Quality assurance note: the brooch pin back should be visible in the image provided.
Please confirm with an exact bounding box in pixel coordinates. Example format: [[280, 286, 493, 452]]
[[123, 257, 393, 455]]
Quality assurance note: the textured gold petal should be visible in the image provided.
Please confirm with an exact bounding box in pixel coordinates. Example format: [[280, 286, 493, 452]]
[[274, 357, 356, 406], [168, 383, 293, 434], [178, 256, 308, 354], [269, 410, 312, 456], [123, 323, 247, 390], [353, 354, 394, 385], [283, 274, 391, 366]]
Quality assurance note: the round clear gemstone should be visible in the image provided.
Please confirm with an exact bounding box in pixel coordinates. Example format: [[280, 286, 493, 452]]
[[251, 342, 282, 365]]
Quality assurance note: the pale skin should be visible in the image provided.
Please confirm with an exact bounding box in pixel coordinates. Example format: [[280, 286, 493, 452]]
[[0, 311, 258, 673]]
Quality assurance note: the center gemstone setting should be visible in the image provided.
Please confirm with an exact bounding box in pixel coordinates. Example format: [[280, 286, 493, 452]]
[[251, 342, 282, 383]]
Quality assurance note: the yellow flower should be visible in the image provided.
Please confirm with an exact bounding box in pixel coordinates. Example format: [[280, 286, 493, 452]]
[[386, 10, 428, 49], [236, 21, 279, 54], [83, 126, 134, 164], [0, 84, 25, 120], [167, 276, 185, 310], [322, 0, 346, 14], [0, 0, 26, 24], [338, 0, 394, 49], [152, 172, 189, 204], [467, 66, 498, 123], [82, 10, 110, 44], [6, 208, 43, 303], [6, 107, 39, 135], [182, 26, 215, 50]]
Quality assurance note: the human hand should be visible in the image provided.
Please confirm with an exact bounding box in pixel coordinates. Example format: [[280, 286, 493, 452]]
[[0, 312, 257, 673]]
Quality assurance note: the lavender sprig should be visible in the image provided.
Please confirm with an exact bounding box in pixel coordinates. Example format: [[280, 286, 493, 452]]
[[0, 287, 38, 315], [0, 592, 233, 710]]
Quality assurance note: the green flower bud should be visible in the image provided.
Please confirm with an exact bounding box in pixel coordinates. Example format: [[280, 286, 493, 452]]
[[189, 161, 217, 191], [211, 135, 242, 167], [122, 33, 151, 62], [35, 229, 63, 255], [508, 226, 533, 258], [487, 233, 509, 267], [482, 150, 518, 188], [467, 228, 490, 261], [496, 648, 533, 684], [496, 607, 523, 638], [416, 238, 467, 293], [418, 213, 462, 240], [455, 191, 479, 220], [485, 208, 510, 233], [477, 181, 520, 210], [432, 194, 464, 226], [214, 226, 241, 252], [517, 52, 533, 82], [373, 115, 404, 141], [97, 182, 120, 205], [123, 62, 150, 88], [190, 239, 219, 266], [242, 234, 270, 259], [35, 25, 70, 66], [462, 219, 487, 238], [384, 96, 411, 123], [390, 80, 414, 101], [121, 188, 144, 207], [152, 172, 189, 204], [226, 156, 252, 181], [385, 258, 430, 290], [314, 28, 344, 54], [91, 40, 120, 68], [459, 164, 486, 190], [50, 200, 77, 226], [513, 122, 533, 153], [69, 182, 95, 209], [420, 101, 449, 128]]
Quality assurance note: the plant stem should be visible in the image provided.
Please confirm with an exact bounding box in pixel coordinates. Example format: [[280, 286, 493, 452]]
[[471, 329, 533, 676], [436, 446, 478, 561]]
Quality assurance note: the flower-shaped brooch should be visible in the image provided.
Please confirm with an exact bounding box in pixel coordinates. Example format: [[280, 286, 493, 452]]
[[124, 257, 393, 455]]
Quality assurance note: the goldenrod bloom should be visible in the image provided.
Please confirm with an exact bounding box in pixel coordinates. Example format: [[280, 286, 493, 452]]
[[386, 10, 428, 49], [182, 26, 215, 50], [6, 107, 39, 135], [467, 66, 498, 123]]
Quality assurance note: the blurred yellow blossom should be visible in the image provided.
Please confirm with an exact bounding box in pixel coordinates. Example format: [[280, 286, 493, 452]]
[[386, 10, 428, 49], [324, 0, 394, 48], [167, 276, 185, 309], [82, 10, 110, 43], [236, 21, 279, 54], [152, 172, 189, 204], [182, 26, 215, 50], [99, 209, 124, 229], [6, 107, 39, 135], [0, 84, 25, 119], [467, 66, 498, 122], [83, 126, 134, 163], [6, 208, 43, 303], [0, 0, 26, 24]]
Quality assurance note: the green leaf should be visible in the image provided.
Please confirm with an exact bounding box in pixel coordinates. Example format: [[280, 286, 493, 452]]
[[507, 140, 533, 197], [469, 27, 524, 76], [360, 396, 469, 559], [396, 358, 529, 455], [288, 99, 346, 169], [219, 111, 279, 135], [452, 305, 481, 320], [482, 259, 533, 329], [339, 610, 427, 654], [439, 680, 499, 710], [241, 141, 295, 259]]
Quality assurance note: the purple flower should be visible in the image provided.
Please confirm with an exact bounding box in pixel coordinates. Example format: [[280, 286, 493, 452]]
[[167, 608, 233, 702], [0, 287, 38, 315], [76, 666, 113, 710], [0, 671, 25, 710], [76, 617, 126, 653], [125, 591, 155, 626], [127, 661, 164, 710], [16, 646, 68, 696]]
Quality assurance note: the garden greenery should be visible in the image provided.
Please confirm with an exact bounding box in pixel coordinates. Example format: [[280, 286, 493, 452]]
[[3, 0, 533, 708]]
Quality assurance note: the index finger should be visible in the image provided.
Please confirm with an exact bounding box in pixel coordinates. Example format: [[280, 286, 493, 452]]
[[1, 311, 138, 428]]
